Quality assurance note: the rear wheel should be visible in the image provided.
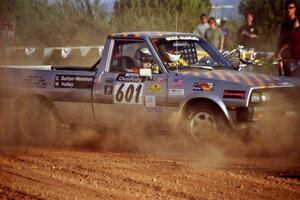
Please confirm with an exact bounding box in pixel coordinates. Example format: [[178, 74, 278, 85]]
[[184, 102, 228, 144], [17, 98, 59, 146]]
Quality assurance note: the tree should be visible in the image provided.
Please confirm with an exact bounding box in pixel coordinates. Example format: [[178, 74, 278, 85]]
[[1, 0, 212, 46], [239, 0, 300, 50], [111, 0, 211, 33], [0, 0, 111, 46], [49, 0, 111, 45]]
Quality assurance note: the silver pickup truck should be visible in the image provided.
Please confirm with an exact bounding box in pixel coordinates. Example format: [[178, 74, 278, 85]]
[[0, 32, 299, 145]]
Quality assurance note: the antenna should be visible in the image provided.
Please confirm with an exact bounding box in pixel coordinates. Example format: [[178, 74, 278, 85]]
[[176, 11, 178, 33], [175, 11, 179, 74]]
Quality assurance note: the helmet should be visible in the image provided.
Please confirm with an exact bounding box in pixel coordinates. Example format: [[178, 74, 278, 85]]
[[160, 44, 181, 62], [135, 46, 154, 67]]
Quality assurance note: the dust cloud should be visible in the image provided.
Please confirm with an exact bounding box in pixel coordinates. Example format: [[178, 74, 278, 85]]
[[0, 53, 299, 165], [45, 98, 299, 168], [54, 90, 300, 166], [1, 91, 299, 164]]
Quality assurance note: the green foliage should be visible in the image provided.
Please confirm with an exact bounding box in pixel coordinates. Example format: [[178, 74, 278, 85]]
[[0, 0, 110, 46], [239, 0, 300, 51], [111, 0, 211, 33], [225, 20, 243, 50]]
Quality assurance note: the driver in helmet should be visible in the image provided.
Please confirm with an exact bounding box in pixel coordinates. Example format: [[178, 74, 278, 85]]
[[134, 46, 160, 73], [159, 44, 188, 67]]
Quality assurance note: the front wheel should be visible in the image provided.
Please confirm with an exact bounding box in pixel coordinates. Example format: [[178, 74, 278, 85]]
[[184, 103, 228, 144]]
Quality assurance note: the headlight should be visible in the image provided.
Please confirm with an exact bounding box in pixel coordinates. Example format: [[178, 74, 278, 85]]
[[261, 92, 271, 102], [250, 92, 271, 103], [251, 92, 261, 103]]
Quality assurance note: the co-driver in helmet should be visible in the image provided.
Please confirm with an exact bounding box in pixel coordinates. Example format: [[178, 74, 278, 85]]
[[134, 46, 160, 73]]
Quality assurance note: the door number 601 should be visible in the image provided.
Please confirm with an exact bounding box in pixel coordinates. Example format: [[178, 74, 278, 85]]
[[114, 82, 143, 104]]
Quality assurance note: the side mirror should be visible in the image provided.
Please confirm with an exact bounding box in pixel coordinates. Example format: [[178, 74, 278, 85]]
[[139, 68, 152, 78]]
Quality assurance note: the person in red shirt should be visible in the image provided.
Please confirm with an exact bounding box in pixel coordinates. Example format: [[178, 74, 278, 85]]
[[277, 0, 299, 55], [277, 18, 300, 77], [277, 19, 300, 60]]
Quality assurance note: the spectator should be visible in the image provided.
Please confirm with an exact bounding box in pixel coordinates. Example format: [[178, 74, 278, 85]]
[[277, 18, 300, 59], [238, 13, 259, 49], [0, 19, 15, 47], [220, 17, 229, 50], [193, 14, 209, 38], [204, 17, 224, 51], [277, 18, 300, 76], [276, 0, 299, 58]]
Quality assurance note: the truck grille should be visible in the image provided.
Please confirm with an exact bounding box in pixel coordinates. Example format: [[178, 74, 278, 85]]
[[271, 87, 300, 104], [251, 87, 300, 106]]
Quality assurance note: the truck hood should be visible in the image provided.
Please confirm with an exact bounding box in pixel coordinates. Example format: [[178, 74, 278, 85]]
[[179, 70, 298, 88]]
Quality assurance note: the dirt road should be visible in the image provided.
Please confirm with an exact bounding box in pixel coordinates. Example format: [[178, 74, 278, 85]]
[[0, 144, 299, 200]]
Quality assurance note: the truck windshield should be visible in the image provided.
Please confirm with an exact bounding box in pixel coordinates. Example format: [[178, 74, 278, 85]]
[[151, 36, 233, 72]]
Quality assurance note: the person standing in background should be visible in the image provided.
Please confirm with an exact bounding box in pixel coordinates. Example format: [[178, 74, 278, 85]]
[[277, 18, 300, 60], [193, 14, 209, 38], [220, 17, 229, 50], [276, 0, 299, 59], [204, 17, 224, 51], [0, 19, 15, 65], [0, 19, 15, 47], [238, 13, 259, 49], [276, 18, 300, 77]]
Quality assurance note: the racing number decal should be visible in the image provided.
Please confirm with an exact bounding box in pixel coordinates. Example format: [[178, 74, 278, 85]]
[[114, 82, 144, 104]]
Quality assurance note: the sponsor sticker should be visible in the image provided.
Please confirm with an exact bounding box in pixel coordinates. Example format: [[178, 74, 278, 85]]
[[223, 90, 246, 99], [148, 84, 163, 93], [54, 75, 93, 89], [21, 75, 47, 88], [165, 36, 199, 41], [146, 107, 163, 113], [104, 85, 113, 95], [116, 73, 145, 82], [169, 89, 184, 96], [152, 77, 166, 82], [193, 82, 214, 91], [172, 79, 184, 87], [145, 95, 156, 107]]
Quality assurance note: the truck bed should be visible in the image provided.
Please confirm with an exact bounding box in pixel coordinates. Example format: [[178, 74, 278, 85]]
[[0, 58, 100, 72]]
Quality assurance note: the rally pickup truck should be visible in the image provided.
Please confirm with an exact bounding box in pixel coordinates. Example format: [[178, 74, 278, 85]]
[[0, 32, 299, 145]]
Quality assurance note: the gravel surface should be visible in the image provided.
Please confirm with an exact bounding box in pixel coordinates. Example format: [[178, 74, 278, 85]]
[[0, 145, 299, 200], [0, 114, 299, 200]]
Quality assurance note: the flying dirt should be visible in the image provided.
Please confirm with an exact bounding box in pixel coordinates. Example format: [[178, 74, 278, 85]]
[[0, 123, 299, 199]]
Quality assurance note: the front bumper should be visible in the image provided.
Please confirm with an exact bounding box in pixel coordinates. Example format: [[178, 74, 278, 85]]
[[230, 105, 300, 130]]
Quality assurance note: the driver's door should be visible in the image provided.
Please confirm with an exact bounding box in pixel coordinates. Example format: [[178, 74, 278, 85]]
[[93, 39, 168, 129]]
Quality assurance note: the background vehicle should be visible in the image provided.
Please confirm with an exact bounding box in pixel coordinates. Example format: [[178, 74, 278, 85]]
[[224, 46, 276, 73]]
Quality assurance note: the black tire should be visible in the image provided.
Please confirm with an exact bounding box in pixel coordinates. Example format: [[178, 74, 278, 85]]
[[17, 98, 59, 146], [183, 102, 228, 144]]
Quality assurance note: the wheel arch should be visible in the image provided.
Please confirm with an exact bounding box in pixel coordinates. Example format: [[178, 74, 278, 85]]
[[178, 97, 233, 129], [14, 94, 62, 124]]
